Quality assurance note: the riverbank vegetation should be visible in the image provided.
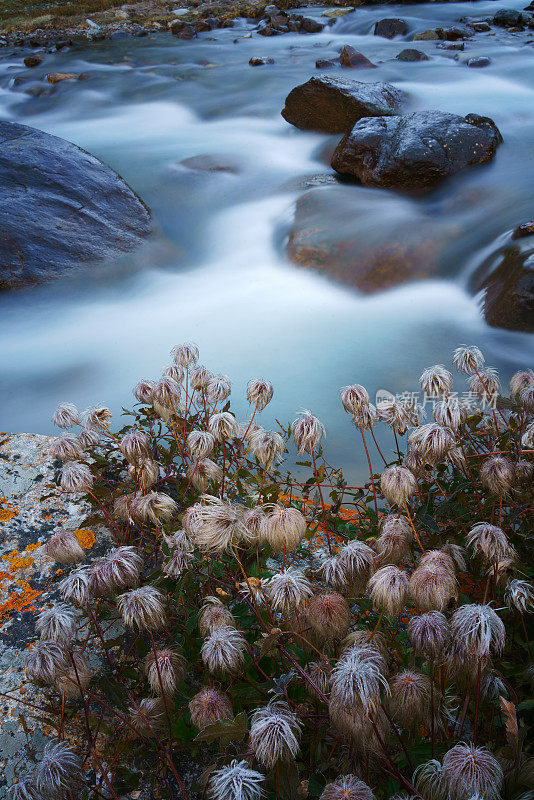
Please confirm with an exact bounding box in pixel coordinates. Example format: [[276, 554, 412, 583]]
[[13, 344, 534, 799]]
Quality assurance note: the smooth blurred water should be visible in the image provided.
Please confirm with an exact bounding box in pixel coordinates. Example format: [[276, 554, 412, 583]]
[[0, 0, 533, 478]]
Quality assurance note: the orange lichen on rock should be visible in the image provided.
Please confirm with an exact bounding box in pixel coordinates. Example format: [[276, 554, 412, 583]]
[[0, 580, 43, 624], [2, 551, 33, 570], [74, 528, 96, 549]]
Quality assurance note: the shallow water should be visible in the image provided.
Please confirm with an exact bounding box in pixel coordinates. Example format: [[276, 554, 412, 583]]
[[0, 0, 533, 479]]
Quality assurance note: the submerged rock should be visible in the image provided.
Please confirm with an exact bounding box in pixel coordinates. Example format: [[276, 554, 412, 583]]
[[331, 111, 503, 192], [249, 56, 275, 65], [46, 71, 78, 83], [467, 56, 491, 67], [473, 244, 534, 332], [0, 120, 150, 290], [512, 221, 534, 239], [493, 9, 527, 27], [396, 48, 429, 61], [23, 55, 42, 67], [281, 76, 407, 134], [374, 18, 408, 39], [339, 46, 377, 68]]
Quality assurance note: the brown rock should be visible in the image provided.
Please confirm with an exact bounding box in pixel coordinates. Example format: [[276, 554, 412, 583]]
[[374, 18, 408, 39], [474, 245, 534, 332], [46, 72, 78, 84], [281, 76, 407, 134], [340, 46, 376, 68], [24, 56, 42, 68], [512, 221, 534, 239]]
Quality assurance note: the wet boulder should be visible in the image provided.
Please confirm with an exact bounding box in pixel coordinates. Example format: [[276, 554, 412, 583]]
[[281, 75, 407, 134], [473, 244, 534, 332], [374, 18, 408, 39], [467, 56, 491, 67], [493, 9, 527, 26], [339, 46, 376, 68], [331, 111, 502, 192], [0, 120, 151, 291], [512, 221, 534, 239], [396, 48, 429, 61], [286, 186, 458, 292]]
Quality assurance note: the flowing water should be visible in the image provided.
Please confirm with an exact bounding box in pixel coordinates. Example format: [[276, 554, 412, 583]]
[[0, 0, 533, 478]]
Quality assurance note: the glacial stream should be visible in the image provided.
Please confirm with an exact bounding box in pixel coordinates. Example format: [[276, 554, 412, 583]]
[[0, 0, 533, 478]]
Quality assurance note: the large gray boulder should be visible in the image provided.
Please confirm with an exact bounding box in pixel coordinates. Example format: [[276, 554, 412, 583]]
[[331, 110, 502, 192], [0, 120, 151, 290], [281, 76, 407, 134]]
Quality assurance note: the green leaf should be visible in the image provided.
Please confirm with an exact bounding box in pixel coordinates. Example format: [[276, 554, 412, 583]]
[[194, 712, 248, 745]]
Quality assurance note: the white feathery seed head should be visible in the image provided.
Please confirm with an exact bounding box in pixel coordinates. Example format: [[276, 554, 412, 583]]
[[409, 563, 457, 612], [189, 687, 233, 729], [341, 385, 370, 416], [330, 644, 389, 713], [450, 604, 505, 658], [129, 697, 167, 737], [207, 374, 232, 403], [162, 364, 184, 383], [133, 379, 155, 404], [522, 422, 534, 449], [199, 596, 235, 636], [190, 364, 213, 391], [376, 398, 412, 434], [260, 505, 307, 552], [152, 376, 183, 419], [337, 540, 376, 591], [82, 405, 112, 431], [25, 640, 68, 685], [479, 456, 514, 495], [89, 545, 143, 596], [117, 586, 167, 631], [51, 435, 84, 462], [505, 579, 534, 614], [320, 775, 375, 800], [519, 385, 534, 413], [9, 775, 39, 800], [171, 342, 199, 367], [441, 742, 503, 800], [453, 345, 485, 375], [59, 566, 91, 606], [509, 369, 534, 398], [53, 402, 80, 429], [380, 466, 417, 508], [201, 625, 247, 674], [208, 411, 239, 442], [267, 568, 313, 614], [368, 566, 409, 617], [468, 367, 500, 402], [250, 701, 302, 769], [186, 458, 223, 492], [44, 529, 85, 564], [134, 491, 177, 525], [185, 495, 247, 553], [376, 515, 413, 564], [433, 395, 467, 433], [208, 760, 265, 800], [35, 741, 82, 797], [420, 365, 453, 397], [144, 649, 186, 695], [249, 429, 285, 470], [306, 592, 352, 641], [388, 669, 431, 728], [59, 461, 93, 493], [292, 410, 326, 454], [408, 423, 455, 465], [55, 651, 92, 699], [36, 603, 76, 643], [408, 612, 451, 660], [247, 379, 274, 411], [467, 522, 515, 565], [187, 429, 215, 459], [119, 430, 151, 464], [413, 760, 446, 800]]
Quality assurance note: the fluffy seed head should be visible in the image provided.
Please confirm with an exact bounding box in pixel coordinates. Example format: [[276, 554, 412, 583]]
[[129, 459, 159, 487], [441, 743, 503, 800], [388, 670, 431, 728], [186, 458, 222, 492], [44, 529, 85, 564], [117, 586, 167, 631], [509, 369, 534, 398], [522, 422, 534, 449], [337, 540, 376, 591], [413, 760, 445, 800], [199, 596, 235, 636], [467, 523, 515, 564], [152, 376, 183, 419], [162, 363, 184, 382], [59, 567, 91, 606], [243, 506, 267, 543], [450, 604, 505, 658], [306, 660, 332, 700], [306, 592, 352, 641], [376, 398, 412, 434], [267, 568, 313, 614], [59, 461, 93, 493], [409, 563, 457, 612], [35, 741, 82, 796], [201, 625, 246, 674], [408, 612, 451, 660], [133, 379, 155, 404], [190, 364, 213, 391], [380, 466, 417, 508], [207, 374, 232, 403], [171, 342, 199, 367], [51, 435, 84, 462], [341, 385, 370, 415], [433, 396, 467, 433], [53, 402, 80, 429], [78, 427, 101, 449], [409, 423, 455, 465], [368, 566, 408, 617], [260, 505, 306, 552], [36, 603, 76, 643], [376, 515, 413, 564], [479, 456, 514, 495], [519, 385, 534, 413], [25, 640, 68, 685], [9, 775, 39, 800], [292, 410, 326, 454], [185, 495, 247, 553], [55, 651, 92, 699], [353, 403, 378, 430], [134, 491, 177, 525], [247, 378, 274, 411], [82, 405, 112, 431], [89, 545, 143, 596], [330, 645, 389, 713], [208, 411, 239, 442], [468, 367, 500, 402], [453, 345, 485, 374], [129, 697, 167, 736], [250, 701, 302, 769], [320, 775, 375, 800], [162, 543, 194, 578], [189, 688, 233, 729], [145, 649, 186, 695], [441, 541, 467, 573], [321, 556, 349, 592], [420, 365, 453, 397], [187, 430, 215, 459], [505, 579, 534, 614], [119, 430, 151, 464], [249, 429, 285, 469], [208, 759, 265, 800]]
